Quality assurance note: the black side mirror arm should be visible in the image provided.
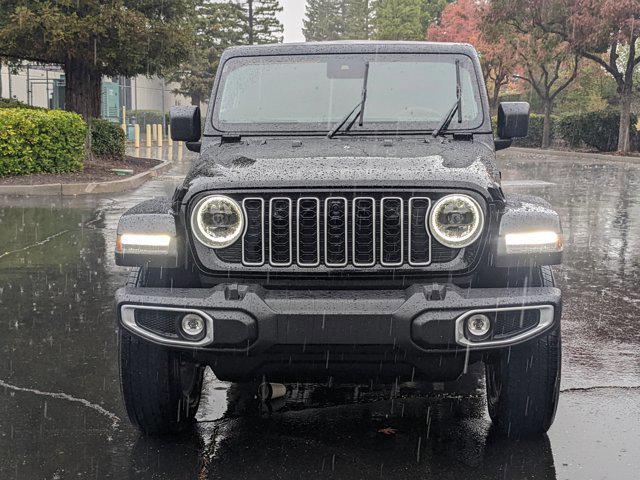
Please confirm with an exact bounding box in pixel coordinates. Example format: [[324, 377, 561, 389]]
[[494, 138, 512, 151], [186, 141, 201, 153]]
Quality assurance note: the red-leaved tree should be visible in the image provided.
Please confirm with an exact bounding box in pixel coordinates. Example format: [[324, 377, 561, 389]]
[[512, 36, 579, 148], [483, 8, 580, 148], [427, 0, 517, 110], [490, 0, 640, 153]]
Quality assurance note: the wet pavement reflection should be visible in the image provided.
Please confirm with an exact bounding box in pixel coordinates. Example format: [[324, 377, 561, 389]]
[[500, 150, 640, 390], [0, 147, 638, 479]]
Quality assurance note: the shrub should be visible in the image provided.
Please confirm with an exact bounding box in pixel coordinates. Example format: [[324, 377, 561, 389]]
[[513, 113, 556, 148], [0, 97, 41, 109], [90, 119, 126, 158], [0, 108, 87, 176], [557, 109, 638, 152], [491, 113, 556, 148]]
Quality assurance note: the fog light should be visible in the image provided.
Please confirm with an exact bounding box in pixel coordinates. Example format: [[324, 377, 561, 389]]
[[181, 314, 205, 340], [466, 314, 491, 338]]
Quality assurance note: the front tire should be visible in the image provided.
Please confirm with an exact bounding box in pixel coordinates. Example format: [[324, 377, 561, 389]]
[[485, 266, 561, 438], [118, 268, 204, 436]]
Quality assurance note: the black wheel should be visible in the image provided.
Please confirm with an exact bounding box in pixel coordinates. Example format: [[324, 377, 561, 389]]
[[118, 267, 204, 436], [485, 266, 561, 438]]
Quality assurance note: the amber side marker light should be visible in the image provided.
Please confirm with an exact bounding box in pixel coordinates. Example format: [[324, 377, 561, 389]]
[[504, 231, 563, 254], [116, 234, 172, 254]]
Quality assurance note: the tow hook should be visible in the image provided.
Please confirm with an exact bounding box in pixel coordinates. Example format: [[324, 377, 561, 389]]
[[257, 382, 287, 415]]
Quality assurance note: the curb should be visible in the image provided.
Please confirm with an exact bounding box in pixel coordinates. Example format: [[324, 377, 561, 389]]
[[0, 159, 172, 197], [505, 147, 640, 165]]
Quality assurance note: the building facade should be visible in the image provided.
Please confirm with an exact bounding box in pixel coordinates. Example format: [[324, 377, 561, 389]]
[[0, 63, 193, 123]]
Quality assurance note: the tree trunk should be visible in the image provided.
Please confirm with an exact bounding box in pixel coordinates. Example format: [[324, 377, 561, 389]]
[[542, 100, 553, 149], [64, 59, 102, 120], [491, 82, 500, 112], [618, 88, 632, 154], [248, 0, 254, 45], [365, 0, 370, 39]]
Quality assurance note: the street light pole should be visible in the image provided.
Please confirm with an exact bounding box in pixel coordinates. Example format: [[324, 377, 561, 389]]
[[26, 65, 31, 105], [161, 77, 166, 135], [46, 68, 50, 109]]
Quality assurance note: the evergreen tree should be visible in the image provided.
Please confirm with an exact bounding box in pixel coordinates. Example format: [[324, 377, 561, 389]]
[[420, 0, 453, 32], [245, 0, 284, 44], [169, 1, 247, 106], [303, 0, 345, 41], [372, 0, 424, 40], [304, 0, 375, 41], [343, 0, 373, 39]]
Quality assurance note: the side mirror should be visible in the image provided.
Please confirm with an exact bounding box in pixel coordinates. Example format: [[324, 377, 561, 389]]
[[185, 141, 201, 153], [495, 102, 529, 151], [170, 106, 201, 142]]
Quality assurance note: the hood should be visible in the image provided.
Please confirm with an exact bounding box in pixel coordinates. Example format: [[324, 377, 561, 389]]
[[182, 135, 502, 200]]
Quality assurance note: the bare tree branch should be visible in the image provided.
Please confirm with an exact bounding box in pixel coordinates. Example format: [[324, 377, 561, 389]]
[[548, 58, 562, 90], [578, 49, 624, 85], [550, 55, 579, 100]]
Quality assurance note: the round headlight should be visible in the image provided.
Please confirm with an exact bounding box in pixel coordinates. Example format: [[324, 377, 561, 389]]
[[429, 194, 484, 248], [191, 195, 244, 248]]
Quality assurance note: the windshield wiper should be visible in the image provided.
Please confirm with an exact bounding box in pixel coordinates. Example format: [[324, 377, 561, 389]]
[[432, 59, 462, 138], [327, 62, 369, 138]]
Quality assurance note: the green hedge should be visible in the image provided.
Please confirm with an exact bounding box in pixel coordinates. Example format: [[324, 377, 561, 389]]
[[557, 109, 638, 152], [492, 109, 637, 151], [90, 119, 125, 158], [0, 97, 42, 110], [0, 108, 87, 176], [513, 113, 556, 148], [491, 114, 552, 148]]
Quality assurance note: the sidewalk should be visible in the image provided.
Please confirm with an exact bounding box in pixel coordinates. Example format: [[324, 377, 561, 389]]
[[0, 145, 184, 197], [506, 147, 640, 165]]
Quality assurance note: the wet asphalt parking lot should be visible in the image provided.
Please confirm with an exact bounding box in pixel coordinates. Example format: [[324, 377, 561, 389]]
[[0, 146, 639, 479]]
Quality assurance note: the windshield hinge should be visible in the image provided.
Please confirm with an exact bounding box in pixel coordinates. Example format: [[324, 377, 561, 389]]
[[220, 134, 242, 144], [452, 133, 473, 141]]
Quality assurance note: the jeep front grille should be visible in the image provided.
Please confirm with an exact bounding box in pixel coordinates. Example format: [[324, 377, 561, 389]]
[[209, 193, 467, 268]]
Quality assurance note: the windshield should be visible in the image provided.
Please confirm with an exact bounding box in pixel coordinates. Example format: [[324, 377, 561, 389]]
[[212, 53, 484, 133]]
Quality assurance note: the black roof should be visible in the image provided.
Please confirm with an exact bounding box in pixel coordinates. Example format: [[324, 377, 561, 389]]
[[222, 41, 478, 59]]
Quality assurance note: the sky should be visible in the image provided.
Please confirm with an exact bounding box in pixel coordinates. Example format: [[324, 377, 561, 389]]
[[277, 0, 306, 42]]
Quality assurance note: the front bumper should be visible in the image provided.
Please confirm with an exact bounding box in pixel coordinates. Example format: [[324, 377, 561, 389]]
[[116, 282, 561, 382]]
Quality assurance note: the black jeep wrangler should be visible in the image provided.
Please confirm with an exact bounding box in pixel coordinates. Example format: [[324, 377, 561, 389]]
[[115, 42, 563, 438]]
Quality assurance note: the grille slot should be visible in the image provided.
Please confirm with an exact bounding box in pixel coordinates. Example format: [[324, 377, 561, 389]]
[[409, 197, 431, 265], [380, 197, 403, 266], [134, 310, 181, 338], [353, 197, 376, 267], [269, 198, 292, 266], [242, 198, 264, 265], [297, 197, 320, 267], [325, 197, 348, 267], [492, 310, 540, 338]]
